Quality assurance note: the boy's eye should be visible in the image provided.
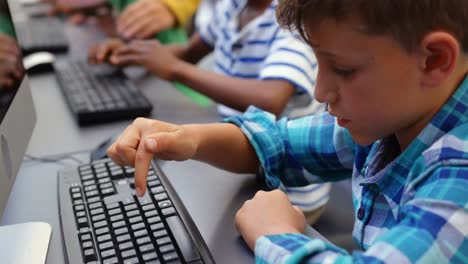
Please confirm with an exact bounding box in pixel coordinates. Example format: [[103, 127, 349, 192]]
[[332, 67, 356, 77]]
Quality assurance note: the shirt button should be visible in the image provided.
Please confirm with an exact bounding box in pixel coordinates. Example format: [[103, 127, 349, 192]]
[[357, 207, 365, 220]]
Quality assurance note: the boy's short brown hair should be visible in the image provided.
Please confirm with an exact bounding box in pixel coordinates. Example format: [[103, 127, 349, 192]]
[[277, 0, 468, 53]]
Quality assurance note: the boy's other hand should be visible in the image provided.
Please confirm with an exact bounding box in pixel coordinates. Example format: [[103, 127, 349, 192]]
[[235, 190, 306, 251], [117, 0, 176, 40], [112, 40, 180, 80], [0, 34, 23, 89], [88, 39, 125, 64], [106, 118, 199, 196]]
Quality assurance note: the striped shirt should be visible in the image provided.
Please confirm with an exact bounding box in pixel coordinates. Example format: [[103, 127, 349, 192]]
[[198, 0, 324, 118], [226, 74, 468, 263]]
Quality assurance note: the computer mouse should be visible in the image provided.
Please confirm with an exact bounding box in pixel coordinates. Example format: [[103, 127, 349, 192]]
[[90, 134, 120, 161], [23, 51, 55, 74]]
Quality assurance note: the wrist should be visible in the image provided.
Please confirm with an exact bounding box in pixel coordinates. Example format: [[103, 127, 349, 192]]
[[169, 59, 192, 82], [181, 124, 204, 160]]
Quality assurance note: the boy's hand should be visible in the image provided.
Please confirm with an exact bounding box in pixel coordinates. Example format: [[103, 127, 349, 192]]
[[106, 118, 199, 196], [117, 0, 176, 40], [88, 39, 125, 64], [0, 34, 23, 89], [235, 190, 306, 251], [112, 40, 180, 80]]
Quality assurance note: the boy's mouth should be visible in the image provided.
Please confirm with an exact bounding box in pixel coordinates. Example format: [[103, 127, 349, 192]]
[[329, 111, 351, 127], [337, 117, 350, 127]]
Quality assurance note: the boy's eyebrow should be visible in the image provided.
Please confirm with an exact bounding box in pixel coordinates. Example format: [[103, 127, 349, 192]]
[[309, 41, 362, 61], [309, 41, 319, 48], [309, 41, 341, 58]]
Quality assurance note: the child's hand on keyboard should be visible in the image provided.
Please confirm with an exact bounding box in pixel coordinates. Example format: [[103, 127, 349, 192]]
[[88, 39, 126, 64], [106, 117, 198, 196], [110, 40, 180, 81]]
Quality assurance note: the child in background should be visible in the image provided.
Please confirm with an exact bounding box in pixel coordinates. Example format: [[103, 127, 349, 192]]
[[49, 0, 200, 39], [89, 0, 325, 118], [90, 0, 330, 224], [106, 0, 468, 263]]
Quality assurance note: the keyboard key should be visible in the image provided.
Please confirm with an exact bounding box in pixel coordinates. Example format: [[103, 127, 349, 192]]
[[150, 223, 164, 231], [124, 204, 138, 211], [162, 207, 176, 217], [158, 200, 172, 209], [134, 229, 148, 238], [153, 229, 168, 238], [116, 234, 131, 243], [139, 243, 155, 253], [77, 217, 89, 228], [118, 241, 133, 251], [156, 236, 171, 246], [82, 241, 93, 249], [121, 249, 136, 259], [110, 214, 124, 222], [160, 244, 175, 254], [91, 214, 106, 223], [98, 241, 114, 251], [100, 248, 116, 259], [114, 227, 129, 236], [103, 257, 119, 264], [162, 252, 179, 262], [131, 223, 145, 231], [147, 216, 161, 224], [128, 216, 143, 224], [95, 227, 110, 236], [83, 248, 97, 262], [97, 234, 112, 243], [123, 257, 139, 264], [136, 236, 151, 245], [153, 193, 168, 201], [90, 208, 104, 216], [142, 252, 158, 262]]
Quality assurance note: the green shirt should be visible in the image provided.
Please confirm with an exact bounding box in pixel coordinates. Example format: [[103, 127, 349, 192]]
[[0, 13, 15, 38]]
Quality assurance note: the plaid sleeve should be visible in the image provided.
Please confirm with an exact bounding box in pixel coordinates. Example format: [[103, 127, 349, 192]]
[[226, 106, 355, 188], [255, 165, 468, 263]]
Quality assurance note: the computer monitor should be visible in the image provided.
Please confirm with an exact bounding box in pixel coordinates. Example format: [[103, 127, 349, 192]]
[[0, 0, 36, 218]]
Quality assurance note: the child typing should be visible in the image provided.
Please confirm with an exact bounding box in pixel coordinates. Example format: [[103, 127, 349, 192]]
[[105, 0, 468, 262], [88, 0, 325, 118], [91, 0, 330, 224]]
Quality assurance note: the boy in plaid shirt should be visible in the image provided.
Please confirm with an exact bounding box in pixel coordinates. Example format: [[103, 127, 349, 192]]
[[106, 0, 468, 263]]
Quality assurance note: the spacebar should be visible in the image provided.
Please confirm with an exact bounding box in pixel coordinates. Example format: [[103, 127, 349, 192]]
[[166, 216, 201, 262]]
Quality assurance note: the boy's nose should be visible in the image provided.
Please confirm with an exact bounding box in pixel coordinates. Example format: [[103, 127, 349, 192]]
[[314, 70, 338, 104]]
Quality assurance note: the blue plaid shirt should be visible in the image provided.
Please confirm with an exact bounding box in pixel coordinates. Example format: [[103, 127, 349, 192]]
[[226, 75, 468, 263]]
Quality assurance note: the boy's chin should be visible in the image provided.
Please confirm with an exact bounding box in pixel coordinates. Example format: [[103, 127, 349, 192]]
[[348, 132, 378, 146]]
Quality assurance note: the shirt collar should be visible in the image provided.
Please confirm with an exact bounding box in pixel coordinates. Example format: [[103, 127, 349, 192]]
[[360, 74, 468, 211]]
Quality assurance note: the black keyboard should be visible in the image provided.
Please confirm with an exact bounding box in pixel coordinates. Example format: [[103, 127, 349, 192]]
[[58, 158, 215, 264], [54, 60, 153, 126], [15, 17, 68, 55]]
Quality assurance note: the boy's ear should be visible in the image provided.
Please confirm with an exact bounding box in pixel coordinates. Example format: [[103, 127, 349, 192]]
[[419, 32, 460, 87]]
